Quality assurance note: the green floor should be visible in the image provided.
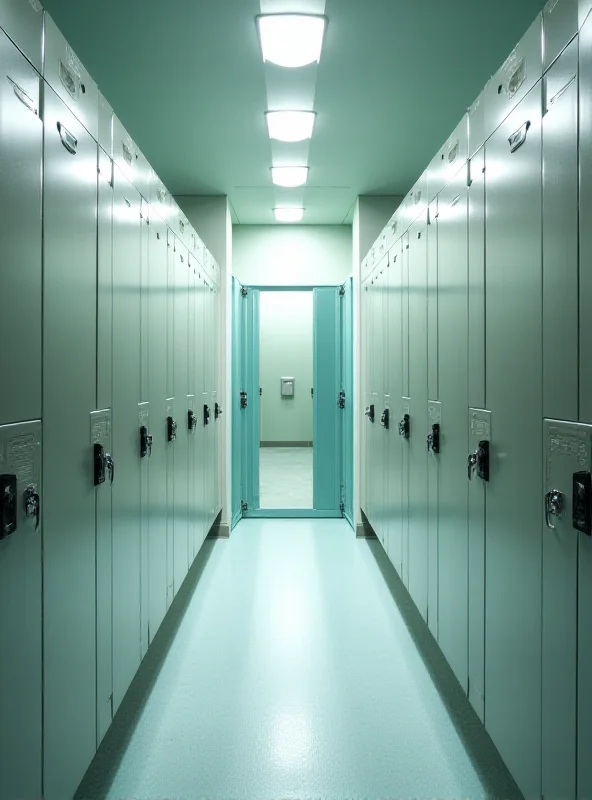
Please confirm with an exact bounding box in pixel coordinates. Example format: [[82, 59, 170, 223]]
[[83, 519, 517, 800]]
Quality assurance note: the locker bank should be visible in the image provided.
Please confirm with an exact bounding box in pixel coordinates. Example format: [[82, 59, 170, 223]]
[[0, 0, 589, 798]]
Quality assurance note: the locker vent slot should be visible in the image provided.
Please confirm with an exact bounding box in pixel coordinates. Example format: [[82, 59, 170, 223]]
[[507, 58, 526, 97], [156, 187, 166, 203], [59, 60, 78, 98], [122, 143, 133, 165], [447, 141, 459, 164]]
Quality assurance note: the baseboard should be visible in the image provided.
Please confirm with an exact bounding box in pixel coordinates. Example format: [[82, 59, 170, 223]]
[[356, 511, 377, 538], [260, 441, 313, 448], [207, 522, 230, 539]]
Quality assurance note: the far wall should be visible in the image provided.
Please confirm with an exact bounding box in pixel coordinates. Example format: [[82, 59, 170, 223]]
[[259, 291, 313, 444]]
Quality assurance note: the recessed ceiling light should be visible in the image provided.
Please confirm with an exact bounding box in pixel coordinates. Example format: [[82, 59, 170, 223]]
[[266, 111, 316, 142], [274, 207, 304, 223], [271, 166, 309, 187], [257, 14, 327, 68]]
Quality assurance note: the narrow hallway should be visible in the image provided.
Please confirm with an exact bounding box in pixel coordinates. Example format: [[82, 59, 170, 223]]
[[94, 520, 510, 800]]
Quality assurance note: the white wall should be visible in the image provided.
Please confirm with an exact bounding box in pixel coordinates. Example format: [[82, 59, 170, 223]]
[[232, 225, 352, 285], [259, 292, 313, 443]]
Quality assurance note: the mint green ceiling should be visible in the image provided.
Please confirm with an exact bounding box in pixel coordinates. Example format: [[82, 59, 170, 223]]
[[42, 0, 547, 224]]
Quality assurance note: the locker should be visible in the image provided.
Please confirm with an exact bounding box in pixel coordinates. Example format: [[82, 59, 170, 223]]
[[380, 257, 391, 554], [400, 396, 411, 587], [543, 0, 578, 71], [385, 211, 400, 253], [467, 408, 489, 722], [98, 91, 112, 158], [113, 114, 140, 194], [483, 15, 543, 140], [407, 215, 428, 622], [147, 214, 168, 641], [42, 84, 98, 800], [579, 12, 592, 422], [0, 419, 42, 800], [97, 149, 113, 411], [150, 171, 171, 223], [0, 0, 43, 73], [112, 167, 142, 713], [579, 473, 592, 798], [401, 232, 410, 399], [374, 261, 387, 540], [165, 396, 175, 607], [213, 284, 222, 520], [194, 268, 207, 543], [468, 85, 488, 159], [468, 148, 486, 411], [0, 32, 42, 426], [139, 400, 150, 660], [543, 40, 578, 422], [174, 244, 190, 590], [93, 408, 113, 745], [135, 146, 152, 201], [426, 400, 440, 639], [362, 281, 373, 519], [541, 419, 586, 799], [141, 199, 150, 404], [43, 13, 99, 140], [427, 116, 468, 203], [188, 252, 197, 561], [427, 201, 438, 403], [386, 241, 403, 573], [484, 82, 543, 799], [407, 171, 428, 225], [437, 167, 469, 691]]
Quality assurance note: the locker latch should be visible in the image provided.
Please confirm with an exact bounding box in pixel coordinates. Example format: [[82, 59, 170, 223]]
[[573, 472, 592, 535], [167, 416, 178, 442], [338, 391, 346, 409], [545, 489, 564, 530], [365, 404, 375, 423], [215, 403, 222, 420], [24, 485, 40, 530], [0, 474, 17, 539], [398, 414, 410, 439], [140, 425, 153, 458], [427, 423, 440, 454], [380, 408, 390, 429], [240, 391, 248, 409], [204, 404, 211, 426], [188, 410, 198, 434], [468, 440, 489, 481], [94, 444, 114, 486]]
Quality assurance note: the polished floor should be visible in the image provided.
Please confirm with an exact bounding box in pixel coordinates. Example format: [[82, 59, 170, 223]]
[[259, 446, 313, 508], [100, 519, 499, 800]]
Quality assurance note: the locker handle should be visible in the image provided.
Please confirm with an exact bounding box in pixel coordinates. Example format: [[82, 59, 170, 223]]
[[24, 485, 40, 530], [57, 122, 77, 155], [545, 490, 564, 530], [7, 76, 37, 115], [508, 120, 530, 153]]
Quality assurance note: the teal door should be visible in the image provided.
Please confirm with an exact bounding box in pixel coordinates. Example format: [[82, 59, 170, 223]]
[[233, 285, 352, 520]]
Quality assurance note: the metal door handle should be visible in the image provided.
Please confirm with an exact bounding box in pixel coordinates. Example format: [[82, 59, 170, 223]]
[[7, 76, 37, 115], [57, 122, 77, 155], [545, 489, 564, 530]]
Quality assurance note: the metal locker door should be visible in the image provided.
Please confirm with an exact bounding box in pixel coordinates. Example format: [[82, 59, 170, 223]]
[[0, 31, 42, 427], [174, 244, 189, 590], [195, 269, 206, 543], [400, 396, 411, 587], [203, 277, 213, 531], [580, 12, 592, 422], [381, 257, 391, 553], [386, 242, 403, 573], [362, 280, 373, 520], [437, 169, 469, 691], [139, 200, 150, 660], [0, 0, 43, 73], [407, 215, 429, 622], [467, 148, 487, 724], [579, 470, 592, 799], [111, 168, 142, 713], [42, 85, 98, 800], [147, 215, 167, 640], [212, 286, 220, 521], [0, 420, 42, 800], [541, 419, 585, 800], [544, 40, 578, 422], [165, 231, 175, 606], [187, 254, 197, 564], [484, 81, 543, 799], [426, 201, 439, 639]]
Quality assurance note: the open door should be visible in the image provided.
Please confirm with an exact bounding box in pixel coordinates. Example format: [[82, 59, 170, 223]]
[[340, 278, 354, 524]]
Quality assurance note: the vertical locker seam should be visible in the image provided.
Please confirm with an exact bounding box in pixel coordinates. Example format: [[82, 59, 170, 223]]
[[39, 73, 46, 800]]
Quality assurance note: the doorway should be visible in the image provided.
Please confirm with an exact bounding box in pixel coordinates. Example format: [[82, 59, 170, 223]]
[[231, 282, 353, 523]]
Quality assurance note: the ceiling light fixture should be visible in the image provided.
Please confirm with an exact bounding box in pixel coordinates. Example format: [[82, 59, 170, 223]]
[[274, 207, 304, 223], [266, 111, 316, 142], [257, 14, 327, 68], [271, 166, 309, 187]]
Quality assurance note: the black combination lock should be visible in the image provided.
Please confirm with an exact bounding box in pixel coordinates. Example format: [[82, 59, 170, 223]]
[[380, 408, 390, 429], [215, 403, 222, 420], [468, 440, 489, 482], [167, 416, 178, 442], [399, 414, 410, 439], [188, 409, 198, 433], [573, 471, 592, 535], [24, 485, 40, 530], [240, 392, 248, 409], [365, 404, 375, 423], [140, 425, 153, 458], [338, 391, 346, 410], [94, 444, 114, 487], [427, 423, 440, 454], [0, 474, 17, 539], [204, 404, 211, 426]]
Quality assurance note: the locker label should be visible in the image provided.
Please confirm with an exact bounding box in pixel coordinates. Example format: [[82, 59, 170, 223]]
[[7, 432, 37, 485], [138, 403, 149, 426], [546, 425, 590, 485], [91, 411, 111, 446], [428, 402, 442, 425], [470, 411, 491, 439]]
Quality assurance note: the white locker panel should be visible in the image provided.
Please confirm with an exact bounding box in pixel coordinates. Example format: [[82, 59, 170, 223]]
[[543, 0, 578, 71], [0, 420, 42, 800], [386, 242, 403, 572], [139, 401, 150, 661], [427, 116, 468, 202], [140, 199, 150, 404], [0, 31, 42, 426], [194, 268, 207, 544], [174, 245, 190, 591], [0, 0, 43, 73], [148, 215, 168, 642], [467, 408, 489, 722], [135, 146, 152, 201], [98, 91, 112, 157], [468, 84, 488, 159], [541, 419, 586, 800], [407, 170, 428, 226], [113, 114, 140, 192], [580, 0, 592, 28], [150, 172, 171, 223], [543, 40, 578, 421], [427, 400, 441, 639], [468, 149, 486, 410], [402, 232, 410, 398], [436, 169, 469, 691], [385, 211, 400, 252], [407, 216, 428, 621], [97, 149, 113, 412], [111, 168, 142, 713], [483, 15, 543, 140], [165, 396, 175, 608], [484, 82, 543, 800], [427, 201, 438, 402], [43, 13, 98, 140], [42, 84, 98, 800], [400, 396, 411, 588], [579, 12, 592, 423]]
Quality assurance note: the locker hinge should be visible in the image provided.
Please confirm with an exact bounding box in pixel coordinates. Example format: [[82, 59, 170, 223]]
[[241, 287, 248, 297], [339, 285, 345, 296], [241, 501, 248, 513], [339, 501, 345, 514]]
